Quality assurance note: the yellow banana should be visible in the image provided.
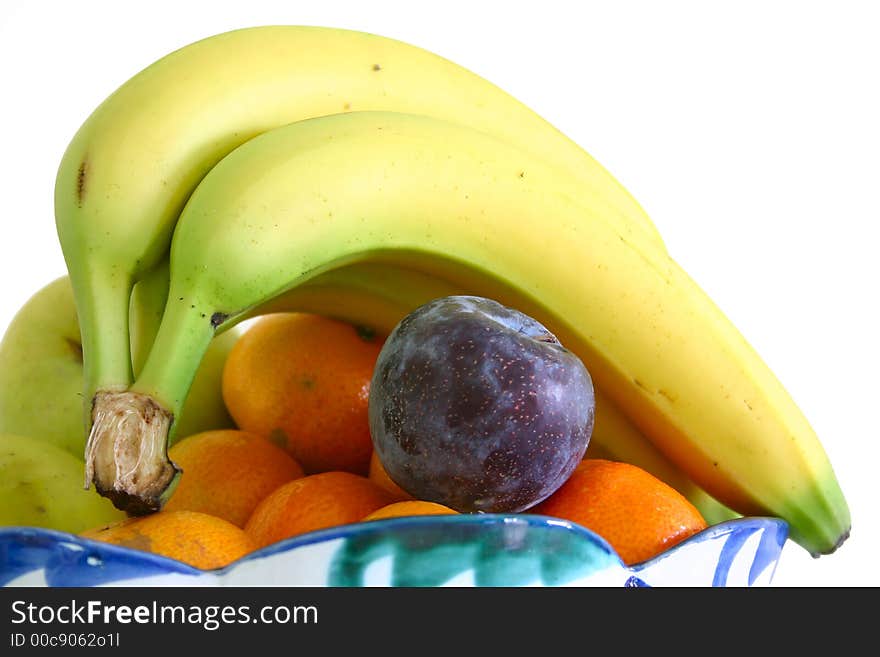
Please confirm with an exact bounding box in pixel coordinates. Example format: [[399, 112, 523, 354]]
[[54, 24, 665, 441], [96, 111, 848, 555]]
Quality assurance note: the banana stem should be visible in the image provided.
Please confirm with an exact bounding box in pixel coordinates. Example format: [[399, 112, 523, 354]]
[[73, 266, 183, 515], [131, 298, 218, 421], [71, 267, 136, 434], [85, 390, 178, 515], [93, 296, 217, 513]]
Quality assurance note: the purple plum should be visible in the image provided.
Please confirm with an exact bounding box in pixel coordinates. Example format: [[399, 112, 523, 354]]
[[368, 295, 594, 513]]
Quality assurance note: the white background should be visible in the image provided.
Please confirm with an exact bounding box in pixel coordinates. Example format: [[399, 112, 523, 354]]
[[0, 1, 877, 586]]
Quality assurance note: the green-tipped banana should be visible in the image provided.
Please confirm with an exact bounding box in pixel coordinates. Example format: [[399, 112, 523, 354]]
[[110, 111, 848, 555], [54, 24, 666, 448]]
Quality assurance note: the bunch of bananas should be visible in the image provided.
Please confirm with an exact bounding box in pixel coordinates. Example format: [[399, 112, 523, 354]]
[[49, 25, 848, 556]]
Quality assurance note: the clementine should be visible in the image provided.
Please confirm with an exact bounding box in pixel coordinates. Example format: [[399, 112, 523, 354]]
[[163, 429, 305, 527], [531, 458, 708, 565], [80, 510, 254, 570], [222, 313, 384, 475], [367, 450, 414, 501], [362, 500, 458, 521], [244, 471, 396, 549]]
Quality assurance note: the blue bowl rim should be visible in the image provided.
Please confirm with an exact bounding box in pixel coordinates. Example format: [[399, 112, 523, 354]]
[[0, 514, 788, 582]]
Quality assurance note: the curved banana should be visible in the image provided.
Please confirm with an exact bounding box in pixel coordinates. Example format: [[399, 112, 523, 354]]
[[103, 111, 848, 555], [54, 24, 666, 437]]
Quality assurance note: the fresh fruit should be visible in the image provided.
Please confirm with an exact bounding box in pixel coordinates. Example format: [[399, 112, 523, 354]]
[[80, 510, 254, 570], [0, 273, 240, 460], [222, 313, 384, 475], [118, 110, 847, 555], [368, 451, 414, 502], [244, 471, 396, 549], [259, 268, 735, 522], [48, 15, 727, 528], [587, 387, 738, 527], [127, 262, 243, 443], [362, 501, 458, 521], [228, 260, 734, 521], [0, 433, 124, 533], [369, 295, 594, 513], [162, 429, 305, 527], [54, 25, 666, 482], [87, 262, 466, 512], [238, 264, 730, 522], [532, 459, 708, 565], [0, 278, 87, 459], [265, 266, 734, 522]]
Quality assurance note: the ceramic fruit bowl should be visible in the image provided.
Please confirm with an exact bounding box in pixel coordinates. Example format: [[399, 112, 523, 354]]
[[0, 514, 787, 587]]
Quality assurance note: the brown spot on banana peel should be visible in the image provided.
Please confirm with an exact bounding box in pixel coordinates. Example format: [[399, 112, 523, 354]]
[[632, 378, 678, 404], [658, 388, 677, 403], [76, 158, 88, 207], [210, 312, 229, 329]]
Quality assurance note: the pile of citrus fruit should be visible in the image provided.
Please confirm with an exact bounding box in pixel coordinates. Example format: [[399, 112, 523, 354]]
[[80, 312, 708, 570]]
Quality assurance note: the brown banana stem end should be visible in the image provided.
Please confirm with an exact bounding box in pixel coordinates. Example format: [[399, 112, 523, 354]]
[[84, 390, 179, 516]]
